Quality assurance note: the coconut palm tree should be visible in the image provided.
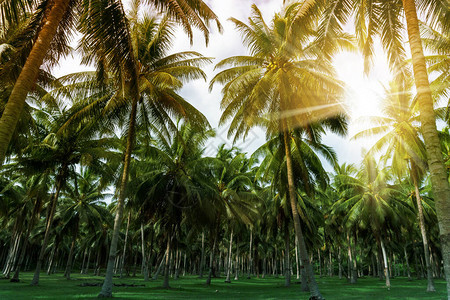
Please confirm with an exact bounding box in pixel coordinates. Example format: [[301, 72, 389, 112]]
[[291, 1, 450, 290], [210, 4, 350, 298], [353, 79, 436, 290], [0, 0, 221, 164], [332, 155, 414, 288]]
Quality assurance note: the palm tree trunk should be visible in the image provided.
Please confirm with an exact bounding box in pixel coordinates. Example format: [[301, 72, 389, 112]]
[[347, 232, 356, 284], [11, 196, 42, 282], [247, 229, 253, 279], [225, 230, 233, 283], [234, 237, 239, 280], [162, 237, 171, 289], [338, 246, 342, 279], [403, 1, 450, 295], [199, 231, 205, 278], [380, 238, 391, 289], [64, 224, 79, 280], [295, 236, 300, 280], [283, 129, 323, 299], [0, 0, 71, 163], [140, 223, 149, 281], [31, 166, 66, 285], [98, 95, 138, 297], [410, 160, 435, 291], [284, 222, 291, 287], [119, 212, 131, 278], [206, 232, 217, 286]]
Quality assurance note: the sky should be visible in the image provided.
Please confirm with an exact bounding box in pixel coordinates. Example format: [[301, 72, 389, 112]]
[[54, 0, 396, 171]]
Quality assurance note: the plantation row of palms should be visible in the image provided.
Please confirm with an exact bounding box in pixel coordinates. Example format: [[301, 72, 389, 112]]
[[0, 0, 449, 299]]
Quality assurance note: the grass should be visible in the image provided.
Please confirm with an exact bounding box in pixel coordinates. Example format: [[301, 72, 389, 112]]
[[0, 272, 447, 299]]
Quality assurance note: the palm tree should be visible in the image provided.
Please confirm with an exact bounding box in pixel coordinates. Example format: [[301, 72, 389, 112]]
[[60, 169, 110, 280], [211, 4, 349, 298], [294, 1, 450, 290], [0, 0, 221, 164], [353, 80, 435, 290], [332, 155, 414, 289]]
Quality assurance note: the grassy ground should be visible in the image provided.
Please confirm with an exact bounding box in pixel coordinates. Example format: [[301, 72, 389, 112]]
[[0, 272, 446, 299]]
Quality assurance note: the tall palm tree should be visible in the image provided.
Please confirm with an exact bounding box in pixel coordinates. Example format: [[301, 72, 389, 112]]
[[353, 80, 436, 290], [291, 1, 450, 291], [210, 4, 349, 299], [0, 0, 221, 164]]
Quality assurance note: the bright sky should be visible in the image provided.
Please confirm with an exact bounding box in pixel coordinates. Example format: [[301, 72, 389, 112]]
[[54, 0, 395, 170]]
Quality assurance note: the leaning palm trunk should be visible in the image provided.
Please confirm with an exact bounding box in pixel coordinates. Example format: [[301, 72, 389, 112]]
[[403, 246, 412, 280], [64, 225, 79, 280], [98, 96, 138, 297], [283, 129, 323, 299], [402, 0, 450, 296], [411, 161, 435, 291], [31, 166, 66, 285], [0, 0, 71, 164]]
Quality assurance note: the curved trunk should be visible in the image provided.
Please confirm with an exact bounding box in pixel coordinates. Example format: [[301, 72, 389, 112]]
[[0, 0, 71, 163], [295, 236, 300, 280], [283, 129, 323, 299], [31, 166, 66, 285], [403, 0, 450, 295], [98, 95, 138, 297], [410, 160, 435, 291]]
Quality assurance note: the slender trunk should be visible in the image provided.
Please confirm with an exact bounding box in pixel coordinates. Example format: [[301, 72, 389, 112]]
[[119, 212, 131, 278], [162, 237, 171, 289], [284, 223, 291, 287], [403, 1, 450, 296], [283, 128, 322, 299], [98, 91, 138, 297], [152, 251, 167, 280], [140, 223, 149, 281], [199, 231, 205, 278], [0, 0, 72, 163], [64, 228, 78, 280], [247, 229, 253, 279], [11, 198, 41, 282], [338, 246, 342, 279], [380, 238, 391, 289], [84, 248, 91, 274], [31, 166, 66, 285], [206, 240, 216, 285], [411, 161, 435, 291], [234, 237, 239, 280], [347, 233, 356, 284], [225, 230, 233, 283], [318, 249, 322, 278], [47, 243, 57, 275], [295, 236, 300, 280]]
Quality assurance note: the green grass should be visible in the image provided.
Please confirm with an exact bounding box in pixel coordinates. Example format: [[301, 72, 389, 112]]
[[0, 272, 446, 299]]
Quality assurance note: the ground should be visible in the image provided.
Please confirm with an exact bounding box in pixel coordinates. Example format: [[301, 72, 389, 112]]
[[0, 272, 446, 299]]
